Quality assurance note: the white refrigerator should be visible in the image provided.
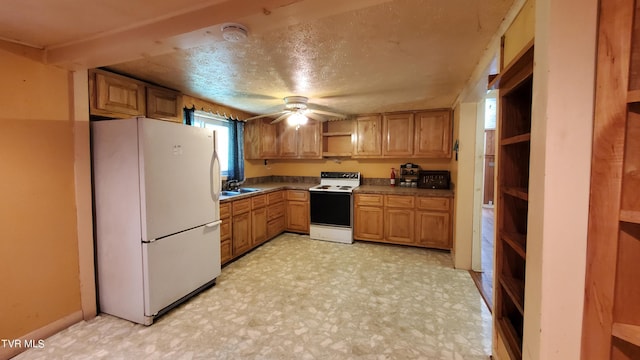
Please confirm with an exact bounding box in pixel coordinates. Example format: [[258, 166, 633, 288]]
[[92, 117, 222, 325]]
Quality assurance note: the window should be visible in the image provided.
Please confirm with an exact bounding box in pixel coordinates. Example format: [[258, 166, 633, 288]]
[[189, 110, 244, 181], [193, 111, 231, 176]]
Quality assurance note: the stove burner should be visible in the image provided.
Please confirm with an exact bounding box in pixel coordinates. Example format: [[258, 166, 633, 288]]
[[319, 185, 332, 189], [339, 186, 352, 190]]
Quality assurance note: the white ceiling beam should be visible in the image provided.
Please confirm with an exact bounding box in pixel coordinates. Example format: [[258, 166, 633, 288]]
[[44, 0, 305, 69]]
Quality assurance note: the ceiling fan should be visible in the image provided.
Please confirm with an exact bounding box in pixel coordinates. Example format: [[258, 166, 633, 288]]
[[243, 96, 348, 126]]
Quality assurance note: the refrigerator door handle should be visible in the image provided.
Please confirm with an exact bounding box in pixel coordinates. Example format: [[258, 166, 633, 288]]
[[205, 220, 222, 228], [211, 150, 221, 202]]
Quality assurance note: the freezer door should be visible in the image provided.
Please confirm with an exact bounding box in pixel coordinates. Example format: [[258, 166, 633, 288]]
[[142, 222, 221, 316], [138, 118, 219, 240]]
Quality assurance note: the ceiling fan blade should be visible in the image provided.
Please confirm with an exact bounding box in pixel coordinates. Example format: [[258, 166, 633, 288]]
[[304, 111, 327, 122], [270, 112, 291, 124], [308, 109, 347, 119], [244, 111, 286, 122]]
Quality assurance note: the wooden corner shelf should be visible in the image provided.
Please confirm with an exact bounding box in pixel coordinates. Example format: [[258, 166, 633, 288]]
[[502, 187, 529, 201], [501, 133, 531, 146], [322, 152, 352, 157], [500, 277, 525, 315], [495, 40, 533, 360], [501, 231, 527, 258], [497, 318, 523, 360], [322, 132, 352, 137], [620, 210, 640, 224], [628, 89, 640, 104], [612, 323, 640, 347]]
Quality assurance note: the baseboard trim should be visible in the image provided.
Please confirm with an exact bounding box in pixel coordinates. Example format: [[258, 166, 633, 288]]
[[0, 310, 83, 360]]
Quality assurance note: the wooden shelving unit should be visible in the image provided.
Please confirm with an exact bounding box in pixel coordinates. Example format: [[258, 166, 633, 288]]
[[582, 0, 640, 358], [494, 42, 533, 360], [322, 120, 354, 157]]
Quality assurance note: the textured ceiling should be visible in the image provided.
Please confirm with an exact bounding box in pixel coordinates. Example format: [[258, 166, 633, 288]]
[[1, 0, 515, 117]]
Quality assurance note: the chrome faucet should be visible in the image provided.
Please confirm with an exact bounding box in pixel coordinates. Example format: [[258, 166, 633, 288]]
[[225, 179, 243, 191]]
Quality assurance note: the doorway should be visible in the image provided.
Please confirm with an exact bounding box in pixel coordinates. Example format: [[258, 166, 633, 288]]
[[471, 92, 497, 310]]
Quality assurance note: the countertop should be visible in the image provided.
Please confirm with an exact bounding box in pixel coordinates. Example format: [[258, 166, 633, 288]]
[[220, 182, 454, 202], [219, 182, 315, 202], [354, 185, 454, 197]]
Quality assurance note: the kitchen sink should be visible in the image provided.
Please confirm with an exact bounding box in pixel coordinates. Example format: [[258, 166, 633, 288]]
[[237, 188, 260, 193], [220, 188, 261, 197]]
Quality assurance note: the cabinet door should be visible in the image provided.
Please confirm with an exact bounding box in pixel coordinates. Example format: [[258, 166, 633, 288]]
[[286, 201, 309, 233], [251, 207, 268, 246], [278, 122, 299, 158], [232, 212, 251, 256], [91, 69, 146, 118], [267, 216, 285, 239], [354, 206, 384, 240], [354, 115, 382, 157], [245, 119, 278, 159], [384, 208, 414, 244], [298, 120, 322, 158], [415, 211, 451, 249], [260, 120, 279, 158], [146, 86, 182, 122], [220, 239, 233, 264], [383, 112, 414, 157], [414, 110, 452, 158]]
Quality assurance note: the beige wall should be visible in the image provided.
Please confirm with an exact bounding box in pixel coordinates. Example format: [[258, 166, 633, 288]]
[[523, 0, 597, 358], [0, 49, 83, 354], [503, 0, 535, 68], [452, 103, 478, 269]]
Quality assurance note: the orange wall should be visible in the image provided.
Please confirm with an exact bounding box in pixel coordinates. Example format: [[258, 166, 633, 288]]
[[0, 49, 81, 341], [245, 158, 452, 179]]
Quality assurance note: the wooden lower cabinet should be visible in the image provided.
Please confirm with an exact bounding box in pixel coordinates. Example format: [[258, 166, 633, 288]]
[[251, 207, 268, 246], [286, 190, 309, 233], [232, 198, 252, 256], [267, 193, 286, 239], [385, 208, 415, 244], [220, 202, 232, 264], [354, 193, 452, 249], [354, 205, 384, 240], [415, 211, 450, 249], [232, 211, 251, 256], [221, 189, 291, 265]]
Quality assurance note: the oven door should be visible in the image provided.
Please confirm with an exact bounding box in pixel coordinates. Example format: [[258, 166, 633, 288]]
[[310, 191, 352, 227]]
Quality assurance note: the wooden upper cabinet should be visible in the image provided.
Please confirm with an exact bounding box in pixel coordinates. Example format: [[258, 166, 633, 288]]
[[90, 69, 183, 122], [382, 112, 414, 157], [244, 119, 278, 159], [414, 110, 452, 158], [298, 120, 322, 158], [90, 69, 146, 118], [277, 120, 322, 159], [146, 86, 182, 122], [353, 115, 382, 157], [278, 122, 299, 158]]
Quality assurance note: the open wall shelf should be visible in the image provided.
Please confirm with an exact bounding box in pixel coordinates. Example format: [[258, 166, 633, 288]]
[[494, 43, 533, 360]]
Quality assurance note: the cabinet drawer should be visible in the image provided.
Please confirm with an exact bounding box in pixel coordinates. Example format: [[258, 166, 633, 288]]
[[251, 194, 267, 209], [220, 218, 231, 241], [355, 193, 384, 206], [385, 195, 415, 208], [267, 202, 286, 221], [416, 197, 450, 211], [232, 198, 251, 215], [286, 190, 309, 201], [220, 202, 231, 219], [267, 190, 285, 204]]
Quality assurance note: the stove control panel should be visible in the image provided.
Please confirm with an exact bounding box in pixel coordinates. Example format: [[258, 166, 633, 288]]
[[320, 172, 360, 180]]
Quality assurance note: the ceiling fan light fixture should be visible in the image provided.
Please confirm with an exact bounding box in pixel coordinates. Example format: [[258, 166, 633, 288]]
[[221, 23, 248, 42], [288, 111, 308, 127]]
